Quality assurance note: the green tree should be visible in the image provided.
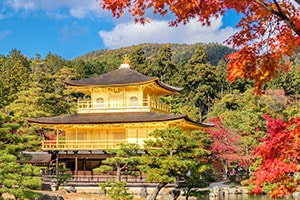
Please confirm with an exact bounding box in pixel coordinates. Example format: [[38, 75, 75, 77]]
[[100, 179, 133, 200], [5, 81, 49, 119], [146, 46, 178, 84], [93, 143, 141, 181], [129, 45, 147, 74], [44, 52, 66, 74], [214, 59, 230, 97], [0, 112, 42, 199], [176, 130, 212, 199], [54, 164, 72, 190], [182, 45, 218, 121], [0, 50, 30, 108], [204, 43, 234, 66], [140, 126, 210, 200], [51, 67, 77, 115], [93, 143, 139, 200], [72, 59, 104, 78], [27, 57, 76, 117]]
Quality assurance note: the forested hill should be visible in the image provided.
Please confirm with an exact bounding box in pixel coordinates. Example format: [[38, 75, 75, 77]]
[[75, 43, 234, 66], [1, 43, 299, 124]]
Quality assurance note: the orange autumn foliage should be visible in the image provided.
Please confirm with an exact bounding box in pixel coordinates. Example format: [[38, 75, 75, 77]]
[[98, 0, 300, 93]]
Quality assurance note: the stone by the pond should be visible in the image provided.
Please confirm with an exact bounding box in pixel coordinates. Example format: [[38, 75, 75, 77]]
[[2, 193, 16, 200], [292, 191, 299, 200], [37, 193, 64, 200]]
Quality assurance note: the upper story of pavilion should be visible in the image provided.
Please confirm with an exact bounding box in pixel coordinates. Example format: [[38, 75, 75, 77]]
[[65, 60, 183, 114]]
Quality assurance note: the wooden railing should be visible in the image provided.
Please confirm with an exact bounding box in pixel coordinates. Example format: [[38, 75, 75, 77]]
[[77, 98, 171, 113], [69, 174, 147, 184], [42, 174, 156, 186], [42, 139, 127, 150]]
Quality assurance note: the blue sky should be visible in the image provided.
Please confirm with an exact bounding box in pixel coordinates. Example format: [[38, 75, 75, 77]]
[[0, 0, 241, 60]]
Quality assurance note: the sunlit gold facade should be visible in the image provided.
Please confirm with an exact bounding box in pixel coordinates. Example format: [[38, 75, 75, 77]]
[[28, 62, 212, 176]]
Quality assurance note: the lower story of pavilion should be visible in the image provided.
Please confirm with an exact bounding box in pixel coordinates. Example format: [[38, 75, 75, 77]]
[[34, 150, 147, 186]]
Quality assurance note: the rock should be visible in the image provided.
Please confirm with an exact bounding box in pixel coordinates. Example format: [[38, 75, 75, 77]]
[[140, 186, 147, 198], [2, 193, 16, 200], [228, 188, 237, 194], [292, 191, 299, 200], [37, 193, 64, 200], [67, 186, 77, 193], [209, 192, 217, 197], [212, 186, 220, 193], [50, 184, 58, 191], [236, 188, 242, 194], [171, 189, 180, 199], [241, 188, 249, 194], [222, 187, 229, 194]]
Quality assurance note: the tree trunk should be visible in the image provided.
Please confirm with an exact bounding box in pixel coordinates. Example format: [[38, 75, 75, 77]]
[[185, 187, 191, 200], [147, 182, 167, 200], [223, 159, 228, 180], [116, 166, 121, 182]]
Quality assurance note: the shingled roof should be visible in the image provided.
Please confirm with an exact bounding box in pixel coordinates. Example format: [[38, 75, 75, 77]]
[[28, 112, 213, 128], [65, 63, 183, 92]]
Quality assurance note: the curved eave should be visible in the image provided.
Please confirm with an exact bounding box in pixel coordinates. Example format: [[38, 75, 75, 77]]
[[27, 113, 213, 129], [27, 113, 184, 125], [66, 78, 182, 95], [64, 77, 156, 87], [64, 66, 155, 86], [155, 79, 183, 93], [180, 116, 215, 129]]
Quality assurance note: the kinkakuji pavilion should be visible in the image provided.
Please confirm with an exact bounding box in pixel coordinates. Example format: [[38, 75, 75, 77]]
[[28, 59, 213, 184]]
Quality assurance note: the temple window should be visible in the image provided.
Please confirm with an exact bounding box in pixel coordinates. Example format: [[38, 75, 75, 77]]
[[96, 97, 105, 107], [130, 96, 139, 106]]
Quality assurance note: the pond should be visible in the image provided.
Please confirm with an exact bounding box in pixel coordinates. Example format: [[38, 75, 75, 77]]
[[207, 194, 295, 200], [210, 194, 271, 200]]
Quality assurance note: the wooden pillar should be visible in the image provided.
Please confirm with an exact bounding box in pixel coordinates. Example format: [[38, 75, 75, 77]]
[[55, 156, 59, 176], [83, 158, 86, 171], [75, 152, 78, 176], [56, 129, 59, 149]]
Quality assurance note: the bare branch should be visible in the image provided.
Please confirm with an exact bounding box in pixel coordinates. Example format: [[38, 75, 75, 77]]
[[254, 0, 300, 36]]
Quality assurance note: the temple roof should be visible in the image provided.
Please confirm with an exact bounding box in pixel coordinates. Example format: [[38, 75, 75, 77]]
[[65, 64, 183, 92], [28, 112, 213, 128], [21, 152, 52, 164]]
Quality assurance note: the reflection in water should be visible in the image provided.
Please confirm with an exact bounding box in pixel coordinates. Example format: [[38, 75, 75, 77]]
[[212, 194, 269, 200], [208, 194, 295, 200]]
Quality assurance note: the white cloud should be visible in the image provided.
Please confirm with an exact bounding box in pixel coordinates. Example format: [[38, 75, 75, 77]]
[[3, 0, 101, 19], [0, 30, 10, 40], [99, 18, 238, 49]]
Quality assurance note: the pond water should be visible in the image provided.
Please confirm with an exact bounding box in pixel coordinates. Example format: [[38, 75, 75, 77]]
[[206, 194, 295, 200], [209, 194, 270, 200]]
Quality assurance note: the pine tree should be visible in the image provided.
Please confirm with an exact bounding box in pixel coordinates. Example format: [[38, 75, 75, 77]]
[[146, 46, 178, 84], [93, 143, 141, 181], [0, 112, 42, 199], [182, 45, 218, 121], [140, 126, 211, 200], [129, 46, 147, 74]]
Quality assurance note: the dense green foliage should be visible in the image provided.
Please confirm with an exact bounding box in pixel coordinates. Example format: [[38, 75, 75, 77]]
[[0, 43, 299, 198], [100, 179, 133, 200], [0, 113, 42, 199], [140, 127, 211, 200], [93, 144, 140, 199], [93, 143, 141, 181]]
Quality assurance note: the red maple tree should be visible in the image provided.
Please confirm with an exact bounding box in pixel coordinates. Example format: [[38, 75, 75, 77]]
[[98, 0, 300, 93], [248, 115, 300, 199], [208, 117, 253, 174]]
